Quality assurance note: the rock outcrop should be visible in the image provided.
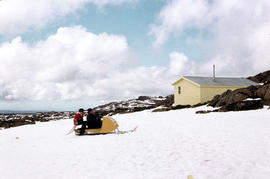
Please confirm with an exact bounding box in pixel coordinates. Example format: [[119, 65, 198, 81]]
[[202, 70, 270, 113], [207, 84, 270, 112], [247, 70, 270, 84]]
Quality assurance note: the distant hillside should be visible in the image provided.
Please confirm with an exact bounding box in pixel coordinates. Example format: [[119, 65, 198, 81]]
[[94, 95, 174, 116]]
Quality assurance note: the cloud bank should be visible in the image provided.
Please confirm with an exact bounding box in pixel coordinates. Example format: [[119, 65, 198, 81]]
[[0, 26, 185, 102], [0, 26, 129, 100], [150, 0, 270, 75]]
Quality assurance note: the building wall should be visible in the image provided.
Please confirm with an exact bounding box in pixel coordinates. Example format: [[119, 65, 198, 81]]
[[200, 86, 246, 103], [173, 79, 201, 106]]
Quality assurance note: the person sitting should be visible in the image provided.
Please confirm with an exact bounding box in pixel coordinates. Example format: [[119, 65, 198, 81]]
[[73, 108, 86, 135], [86, 108, 102, 129]]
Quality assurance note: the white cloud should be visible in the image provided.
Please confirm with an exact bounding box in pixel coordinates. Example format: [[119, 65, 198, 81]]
[[167, 52, 195, 76], [149, 0, 209, 47], [0, 0, 139, 35], [1, 25, 240, 106], [0, 26, 181, 103], [91, 66, 170, 100], [0, 26, 132, 100], [150, 0, 270, 75]]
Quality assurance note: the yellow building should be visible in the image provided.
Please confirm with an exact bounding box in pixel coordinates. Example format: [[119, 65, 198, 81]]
[[172, 76, 259, 106]]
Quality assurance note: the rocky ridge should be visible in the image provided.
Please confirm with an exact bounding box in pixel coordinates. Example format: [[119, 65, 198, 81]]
[[0, 112, 75, 129], [0, 95, 174, 129], [247, 70, 270, 84]]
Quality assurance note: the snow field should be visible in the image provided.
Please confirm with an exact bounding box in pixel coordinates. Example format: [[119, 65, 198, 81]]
[[0, 106, 270, 179]]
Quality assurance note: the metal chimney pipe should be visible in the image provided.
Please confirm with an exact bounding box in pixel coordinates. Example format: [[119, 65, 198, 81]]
[[213, 64, 216, 81]]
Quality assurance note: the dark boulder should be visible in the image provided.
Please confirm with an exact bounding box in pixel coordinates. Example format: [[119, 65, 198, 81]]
[[132, 106, 153, 112], [192, 102, 208, 108], [163, 94, 174, 107], [248, 70, 270, 84], [172, 105, 191, 110], [196, 109, 218, 114], [219, 100, 263, 112], [137, 96, 151, 101], [256, 84, 270, 100], [209, 85, 260, 108], [205, 72, 270, 113]]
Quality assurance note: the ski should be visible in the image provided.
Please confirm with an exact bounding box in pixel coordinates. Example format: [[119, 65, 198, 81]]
[[66, 126, 75, 135], [116, 126, 138, 134]]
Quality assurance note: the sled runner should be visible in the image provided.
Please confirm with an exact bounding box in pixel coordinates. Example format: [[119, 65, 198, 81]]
[[74, 116, 137, 135]]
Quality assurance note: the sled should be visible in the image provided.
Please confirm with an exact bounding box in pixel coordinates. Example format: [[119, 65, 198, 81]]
[[74, 116, 119, 135]]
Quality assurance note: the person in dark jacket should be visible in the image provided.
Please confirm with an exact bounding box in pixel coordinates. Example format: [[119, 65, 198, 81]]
[[87, 108, 102, 129]]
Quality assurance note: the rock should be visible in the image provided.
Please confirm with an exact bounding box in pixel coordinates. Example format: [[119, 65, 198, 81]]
[[248, 70, 270, 84], [207, 85, 266, 112], [208, 90, 232, 107], [209, 85, 260, 108], [196, 110, 214, 114], [256, 84, 270, 100], [22, 116, 35, 122], [218, 100, 263, 112], [163, 95, 174, 107], [208, 81, 270, 112], [205, 70, 270, 112], [0, 111, 74, 129], [264, 100, 270, 106], [172, 105, 191, 110], [137, 96, 151, 101], [192, 102, 208, 108]]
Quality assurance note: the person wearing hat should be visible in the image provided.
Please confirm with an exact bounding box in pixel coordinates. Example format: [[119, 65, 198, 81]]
[[73, 108, 86, 135], [86, 108, 102, 129]]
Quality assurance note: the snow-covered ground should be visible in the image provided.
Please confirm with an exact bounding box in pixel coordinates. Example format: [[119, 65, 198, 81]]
[[0, 106, 270, 179]]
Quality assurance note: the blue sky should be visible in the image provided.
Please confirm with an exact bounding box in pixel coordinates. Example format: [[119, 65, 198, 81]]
[[0, 0, 270, 111], [17, 1, 200, 67]]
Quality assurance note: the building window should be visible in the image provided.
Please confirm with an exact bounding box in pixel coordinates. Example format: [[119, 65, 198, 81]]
[[178, 86, 181, 94]]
